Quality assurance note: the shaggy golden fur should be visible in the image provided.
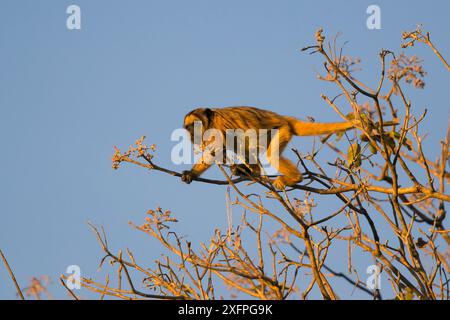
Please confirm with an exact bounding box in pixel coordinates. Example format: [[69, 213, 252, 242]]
[[181, 106, 355, 189]]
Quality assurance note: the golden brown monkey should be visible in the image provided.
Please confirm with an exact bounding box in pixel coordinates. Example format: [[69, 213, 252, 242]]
[[181, 106, 358, 189]]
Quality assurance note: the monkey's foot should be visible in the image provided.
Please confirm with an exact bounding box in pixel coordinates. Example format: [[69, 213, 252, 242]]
[[230, 164, 261, 177], [272, 174, 303, 190]]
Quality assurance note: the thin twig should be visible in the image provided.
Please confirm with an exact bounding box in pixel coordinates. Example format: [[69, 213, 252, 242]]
[[0, 249, 25, 300]]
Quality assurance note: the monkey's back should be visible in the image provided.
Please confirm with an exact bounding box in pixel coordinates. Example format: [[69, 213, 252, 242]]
[[211, 106, 288, 131]]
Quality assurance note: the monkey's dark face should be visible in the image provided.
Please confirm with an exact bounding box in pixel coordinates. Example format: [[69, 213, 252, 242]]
[[183, 108, 214, 143]]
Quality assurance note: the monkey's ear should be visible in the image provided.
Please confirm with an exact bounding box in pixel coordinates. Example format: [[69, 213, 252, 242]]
[[204, 108, 213, 119], [203, 108, 214, 126]]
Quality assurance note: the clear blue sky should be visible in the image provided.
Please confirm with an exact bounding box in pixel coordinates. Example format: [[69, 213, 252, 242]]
[[0, 0, 449, 299]]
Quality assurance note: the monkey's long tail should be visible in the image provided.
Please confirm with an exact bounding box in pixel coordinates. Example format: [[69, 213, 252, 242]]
[[287, 117, 399, 137], [287, 117, 354, 136]]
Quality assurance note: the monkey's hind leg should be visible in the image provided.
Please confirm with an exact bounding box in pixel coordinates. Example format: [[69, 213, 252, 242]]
[[272, 157, 303, 189], [267, 126, 303, 189]]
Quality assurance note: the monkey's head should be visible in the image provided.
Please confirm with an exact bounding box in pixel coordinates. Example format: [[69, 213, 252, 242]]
[[183, 108, 214, 143]]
